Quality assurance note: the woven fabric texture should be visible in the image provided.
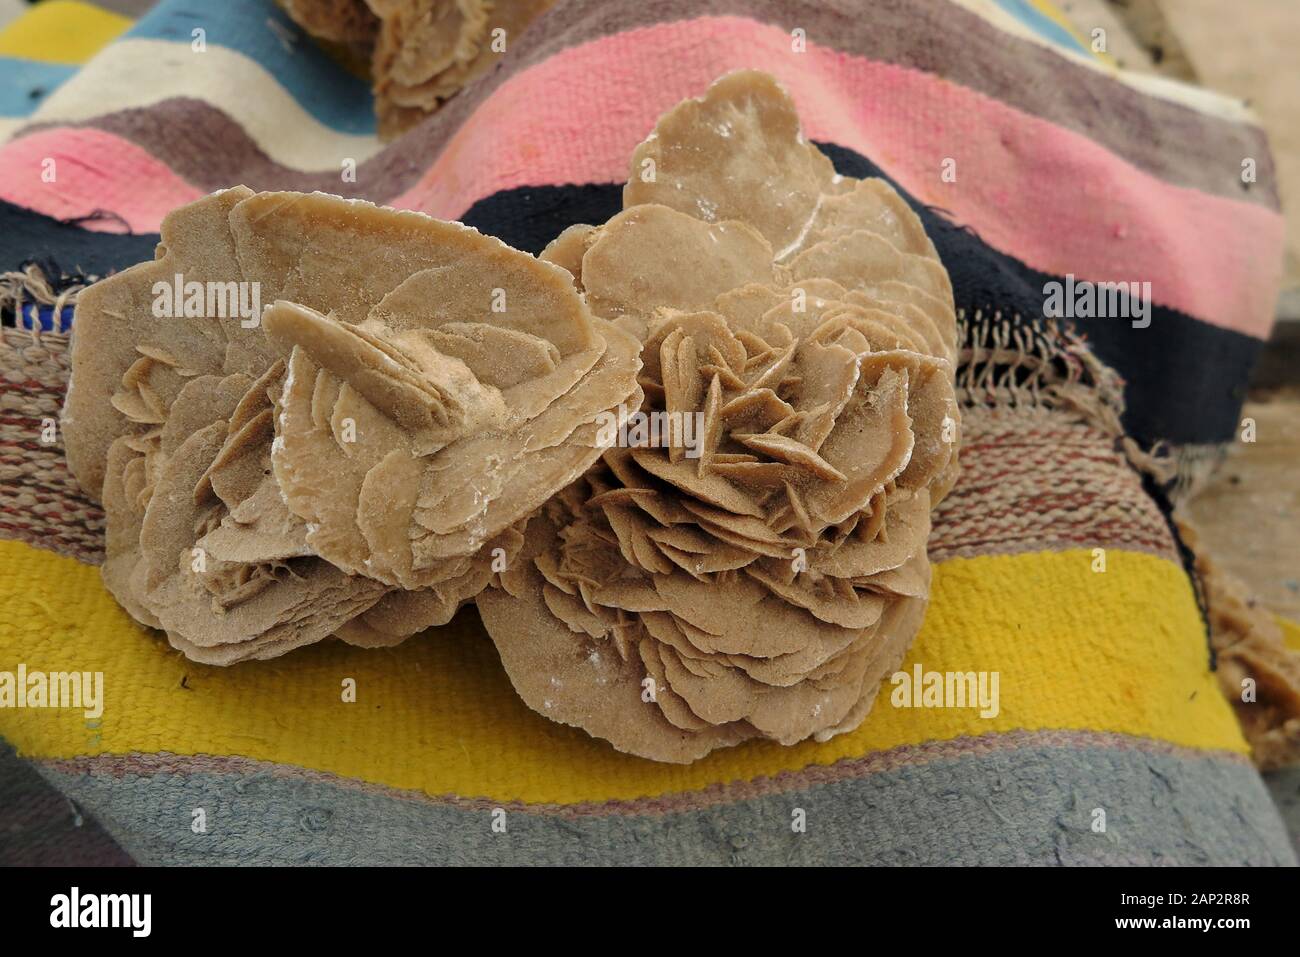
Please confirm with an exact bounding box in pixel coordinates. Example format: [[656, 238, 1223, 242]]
[[0, 0, 1293, 865]]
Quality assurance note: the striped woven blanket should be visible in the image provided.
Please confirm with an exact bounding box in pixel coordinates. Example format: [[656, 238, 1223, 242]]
[[0, 0, 1294, 865]]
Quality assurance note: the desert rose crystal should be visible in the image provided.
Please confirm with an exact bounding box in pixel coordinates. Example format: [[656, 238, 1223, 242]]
[[63, 190, 641, 663], [478, 72, 961, 762], [61, 71, 959, 765]]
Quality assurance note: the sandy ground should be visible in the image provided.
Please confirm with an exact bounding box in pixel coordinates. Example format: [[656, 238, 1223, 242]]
[[1186, 399, 1300, 621], [1159, 0, 1300, 291]]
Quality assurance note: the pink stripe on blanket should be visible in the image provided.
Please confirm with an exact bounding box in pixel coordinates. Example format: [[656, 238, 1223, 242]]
[[1, 17, 1281, 337], [0, 128, 201, 233], [387, 16, 1281, 339]]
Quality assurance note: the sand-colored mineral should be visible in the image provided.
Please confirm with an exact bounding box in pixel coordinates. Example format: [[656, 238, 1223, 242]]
[[479, 70, 961, 762], [64, 189, 641, 662], [64, 70, 960, 764], [280, 0, 557, 139]]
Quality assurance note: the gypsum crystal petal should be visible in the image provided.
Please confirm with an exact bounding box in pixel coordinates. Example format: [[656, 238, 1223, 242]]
[[639, 640, 716, 732], [715, 614, 883, 687], [794, 178, 939, 261], [859, 352, 959, 492], [228, 191, 595, 335], [816, 303, 932, 354], [264, 301, 510, 453], [753, 288, 863, 343], [539, 223, 596, 287], [100, 371, 268, 630], [286, 0, 555, 138], [198, 474, 316, 564], [342, 521, 524, 643], [806, 365, 915, 526], [650, 571, 858, 658], [266, 300, 641, 587], [477, 514, 758, 764], [856, 549, 932, 600], [373, 0, 487, 91], [166, 585, 388, 666], [407, 330, 642, 548], [580, 204, 775, 330], [364, 254, 595, 356], [382, 0, 553, 109], [656, 632, 876, 746], [812, 594, 927, 743], [624, 70, 836, 256], [744, 561, 887, 630], [852, 280, 958, 355], [847, 296, 951, 364], [421, 324, 561, 390], [808, 489, 932, 578], [100, 437, 161, 630], [788, 230, 954, 311], [366, 0, 556, 136], [138, 423, 386, 659]]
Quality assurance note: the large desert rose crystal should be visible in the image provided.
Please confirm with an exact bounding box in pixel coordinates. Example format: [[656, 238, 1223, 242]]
[[478, 71, 961, 762]]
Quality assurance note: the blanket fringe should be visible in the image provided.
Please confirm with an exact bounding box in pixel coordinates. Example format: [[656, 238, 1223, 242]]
[[957, 306, 1175, 484], [0, 264, 90, 336], [1177, 515, 1300, 770]]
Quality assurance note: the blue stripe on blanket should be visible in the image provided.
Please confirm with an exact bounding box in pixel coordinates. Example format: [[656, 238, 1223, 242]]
[[0, 57, 77, 117], [125, 0, 376, 135]]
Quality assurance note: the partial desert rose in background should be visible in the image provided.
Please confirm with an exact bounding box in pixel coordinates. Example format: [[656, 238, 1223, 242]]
[[280, 0, 557, 138]]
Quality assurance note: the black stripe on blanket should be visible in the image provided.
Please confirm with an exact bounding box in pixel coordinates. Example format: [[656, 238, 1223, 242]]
[[0, 200, 158, 284], [2, 140, 1260, 448]]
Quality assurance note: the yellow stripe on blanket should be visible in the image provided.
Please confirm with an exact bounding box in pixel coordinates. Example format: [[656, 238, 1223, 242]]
[[0, 538, 1245, 804], [0, 1, 132, 65]]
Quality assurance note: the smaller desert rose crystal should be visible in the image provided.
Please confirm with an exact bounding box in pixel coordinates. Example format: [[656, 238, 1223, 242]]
[[279, 0, 557, 138]]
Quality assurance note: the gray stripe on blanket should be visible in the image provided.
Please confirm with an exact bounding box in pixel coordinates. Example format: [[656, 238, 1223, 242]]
[[37, 744, 1297, 866]]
